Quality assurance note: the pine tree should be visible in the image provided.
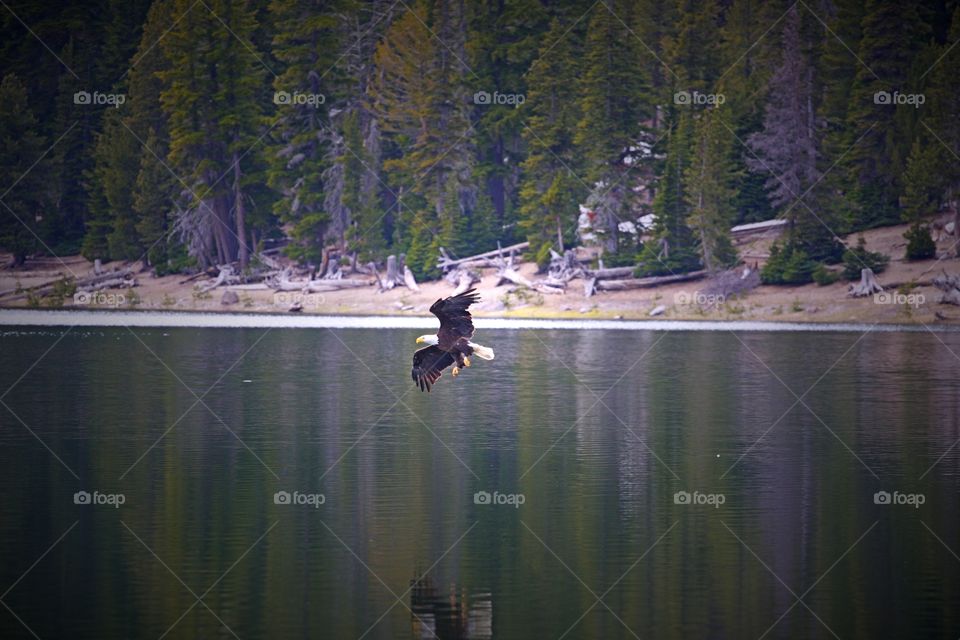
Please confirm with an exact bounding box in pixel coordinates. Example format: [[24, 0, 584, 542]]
[[685, 109, 737, 272], [341, 111, 386, 262], [133, 128, 177, 270], [0, 74, 50, 266], [517, 17, 584, 267], [574, 0, 653, 256], [127, 0, 178, 268], [717, 0, 781, 225], [370, 0, 476, 277], [901, 137, 945, 223], [161, 0, 268, 269], [267, 0, 345, 263], [923, 7, 960, 236], [82, 106, 142, 261], [48, 37, 101, 255], [744, 5, 840, 260], [844, 0, 930, 228], [467, 0, 548, 240], [638, 111, 699, 275]]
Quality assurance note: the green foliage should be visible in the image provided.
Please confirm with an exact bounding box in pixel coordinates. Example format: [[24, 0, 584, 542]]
[[841, 237, 890, 280], [761, 243, 815, 285], [842, 0, 930, 230], [812, 263, 840, 286], [517, 17, 584, 267], [4, 0, 957, 284], [901, 138, 945, 223], [904, 223, 936, 261], [0, 73, 49, 265]]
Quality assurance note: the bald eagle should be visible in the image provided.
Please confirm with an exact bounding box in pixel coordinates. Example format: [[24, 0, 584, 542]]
[[412, 288, 495, 392]]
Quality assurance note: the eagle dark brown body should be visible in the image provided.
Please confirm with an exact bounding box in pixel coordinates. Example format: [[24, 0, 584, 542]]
[[411, 289, 495, 392]]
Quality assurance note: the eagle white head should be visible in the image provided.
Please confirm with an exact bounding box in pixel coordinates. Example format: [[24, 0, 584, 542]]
[[416, 334, 439, 345]]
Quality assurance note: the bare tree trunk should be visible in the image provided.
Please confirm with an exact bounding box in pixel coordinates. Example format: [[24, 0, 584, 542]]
[[233, 150, 248, 269]]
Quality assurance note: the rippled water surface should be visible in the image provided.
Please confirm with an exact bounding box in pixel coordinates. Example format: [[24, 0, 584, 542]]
[[1, 320, 958, 639]]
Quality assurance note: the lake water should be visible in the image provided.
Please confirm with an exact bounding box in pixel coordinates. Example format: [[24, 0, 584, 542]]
[[1, 317, 959, 639]]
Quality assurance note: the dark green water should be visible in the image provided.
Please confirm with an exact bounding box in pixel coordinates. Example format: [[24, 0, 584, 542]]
[[1, 325, 959, 639]]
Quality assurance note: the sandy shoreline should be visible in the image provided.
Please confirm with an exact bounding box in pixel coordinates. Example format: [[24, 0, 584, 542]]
[[2, 222, 959, 327], [3, 308, 956, 333]]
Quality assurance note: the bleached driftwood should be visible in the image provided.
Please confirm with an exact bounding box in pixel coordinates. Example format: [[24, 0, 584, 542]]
[[403, 265, 420, 292], [375, 254, 419, 292], [848, 268, 883, 297], [448, 268, 481, 296], [493, 244, 563, 294], [587, 266, 636, 280], [2, 267, 137, 301], [933, 271, 960, 305], [270, 266, 371, 293], [595, 270, 707, 291], [437, 242, 529, 272], [199, 265, 238, 292]]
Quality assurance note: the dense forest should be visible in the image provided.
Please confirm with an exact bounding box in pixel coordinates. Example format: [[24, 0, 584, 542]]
[[0, 0, 957, 282]]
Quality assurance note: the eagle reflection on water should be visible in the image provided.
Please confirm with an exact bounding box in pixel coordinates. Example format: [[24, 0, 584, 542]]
[[409, 572, 492, 639]]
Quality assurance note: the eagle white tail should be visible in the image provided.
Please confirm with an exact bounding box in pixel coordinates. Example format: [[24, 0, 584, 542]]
[[468, 342, 495, 360]]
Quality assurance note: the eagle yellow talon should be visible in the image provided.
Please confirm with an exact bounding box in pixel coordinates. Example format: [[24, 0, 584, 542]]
[[463, 356, 471, 367], [452, 366, 460, 377]]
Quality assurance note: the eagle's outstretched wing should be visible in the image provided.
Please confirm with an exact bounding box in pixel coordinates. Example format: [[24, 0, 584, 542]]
[[429, 288, 480, 346], [411, 345, 456, 392]]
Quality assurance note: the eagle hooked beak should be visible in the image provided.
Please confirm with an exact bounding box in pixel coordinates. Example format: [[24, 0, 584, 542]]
[[415, 336, 425, 344]]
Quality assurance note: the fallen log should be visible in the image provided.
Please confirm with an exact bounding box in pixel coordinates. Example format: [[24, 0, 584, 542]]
[[595, 270, 707, 291], [301, 279, 371, 292], [586, 266, 636, 280], [2, 268, 135, 301], [226, 283, 272, 291], [84, 276, 137, 291], [438, 242, 529, 271]]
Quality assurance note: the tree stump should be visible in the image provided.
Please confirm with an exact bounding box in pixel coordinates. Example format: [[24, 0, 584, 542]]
[[848, 268, 883, 297]]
